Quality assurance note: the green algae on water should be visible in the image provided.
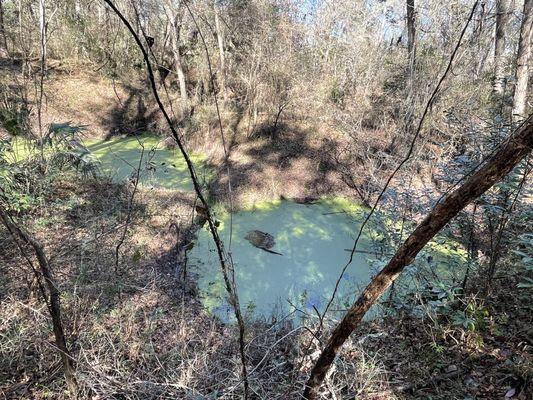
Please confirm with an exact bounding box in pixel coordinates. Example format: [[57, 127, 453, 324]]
[[85, 135, 210, 191]]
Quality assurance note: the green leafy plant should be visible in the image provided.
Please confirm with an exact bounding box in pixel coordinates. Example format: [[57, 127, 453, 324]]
[[0, 122, 100, 213], [45, 122, 100, 178], [451, 299, 490, 332], [0, 139, 34, 212]]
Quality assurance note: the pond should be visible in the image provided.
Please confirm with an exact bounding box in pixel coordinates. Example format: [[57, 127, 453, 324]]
[[82, 136, 467, 323], [189, 199, 384, 322], [85, 135, 210, 191], [189, 198, 468, 323]]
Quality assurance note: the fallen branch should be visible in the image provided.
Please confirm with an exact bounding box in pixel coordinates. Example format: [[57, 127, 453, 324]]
[[0, 206, 78, 395]]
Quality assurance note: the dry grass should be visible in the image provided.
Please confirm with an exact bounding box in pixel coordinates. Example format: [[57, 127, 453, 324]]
[[0, 174, 411, 399]]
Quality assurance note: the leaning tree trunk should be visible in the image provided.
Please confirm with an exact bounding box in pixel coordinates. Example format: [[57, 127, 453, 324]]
[[303, 115, 533, 399], [0, 208, 78, 395], [512, 0, 532, 120], [493, 0, 511, 97]]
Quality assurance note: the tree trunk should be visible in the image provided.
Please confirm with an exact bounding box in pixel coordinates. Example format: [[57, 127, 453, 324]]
[[493, 0, 511, 97], [512, 0, 532, 120], [303, 115, 533, 399], [163, 1, 188, 106], [405, 0, 416, 129], [38, 0, 46, 139], [0, 209, 78, 396], [406, 0, 416, 82], [214, 0, 227, 104], [0, 0, 7, 54], [171, 23, 189, 106]]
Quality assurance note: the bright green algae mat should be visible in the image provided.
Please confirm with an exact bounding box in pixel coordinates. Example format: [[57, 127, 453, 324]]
[[85, 136, 210, 191], [189, 198, 468, 322], [189, 199, 377, 322], [9, 135, 209, 191]]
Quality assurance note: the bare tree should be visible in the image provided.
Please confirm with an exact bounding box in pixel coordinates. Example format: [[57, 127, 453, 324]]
[[0, 0, 7, 54], [405, 0, 416, 129], [38, 0, 47, 139], [163, 0, 189, 106], [406, 0, 416, 83], [493, 0, 511, 97], [0, 207, 78, 395], [303, 116, 533, 399], [512, 0, 532, 120], [214, 0, 227, 103]]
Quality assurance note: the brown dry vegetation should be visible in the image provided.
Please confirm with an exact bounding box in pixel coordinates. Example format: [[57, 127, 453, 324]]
[[1, 176, 530, 399], [0, 69, 531, 398], [1, 0, 532, 398]]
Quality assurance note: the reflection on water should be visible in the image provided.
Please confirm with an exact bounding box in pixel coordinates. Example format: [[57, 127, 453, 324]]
[[85, 136, 209, 191], [189, 200, 382, 322]]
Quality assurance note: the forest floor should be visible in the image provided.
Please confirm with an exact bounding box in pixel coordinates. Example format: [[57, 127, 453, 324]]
[[2, 176, 531, 399], [0, 64, 531, 399]]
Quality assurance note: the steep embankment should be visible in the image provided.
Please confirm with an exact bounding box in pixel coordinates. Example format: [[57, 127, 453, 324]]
[[30, 68, 364, 206]]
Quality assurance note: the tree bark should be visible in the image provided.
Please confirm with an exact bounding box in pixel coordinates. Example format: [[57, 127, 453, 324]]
[[38, 0, 46, 139], [303, 115, 533, 399], [164, 1, 188, 106], [493, 0, 511, 97], [171, 23, 189, 106], [512, 0, 532, 120], [0, 208, 78, 396], [406, 0, 416, 82], [214, 0, 227, 104], [405, 0, 416, 130], [0, 0, 7, 54]]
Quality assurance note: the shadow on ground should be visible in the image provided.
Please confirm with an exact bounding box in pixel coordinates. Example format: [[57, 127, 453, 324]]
[[208, 121, 345, 204]]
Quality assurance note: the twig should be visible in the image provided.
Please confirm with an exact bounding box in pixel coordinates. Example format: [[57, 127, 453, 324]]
[[183, 3, 249, 397], [114, 140, 144, 272]]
